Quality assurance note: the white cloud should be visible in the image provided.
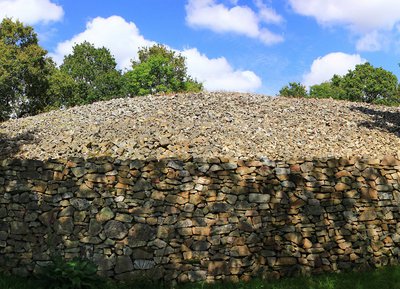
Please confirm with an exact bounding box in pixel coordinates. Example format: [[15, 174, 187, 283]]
[[0, 0, 63, 24], [303, 52, 366, 87], [50, 16, 155, 69], [288, 0, 400, 51], [289, 0, 400, 32], [356, 31, 389, 52], [50, 16, 262, 92], [182, 48, 262, 92], [185, 0, 283, 45], [255, 0, 283, 25]]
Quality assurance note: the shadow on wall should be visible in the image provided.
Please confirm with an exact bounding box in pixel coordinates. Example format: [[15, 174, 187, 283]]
[[0, 131, 37, 159], [1, 156, 400, 283], [283, 157, 395, 276], [350, 106, 400, 137]]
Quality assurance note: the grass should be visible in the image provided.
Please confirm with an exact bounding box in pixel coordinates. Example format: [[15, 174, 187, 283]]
[[2, 265, 400, 289], [177, 266, 400, 289]]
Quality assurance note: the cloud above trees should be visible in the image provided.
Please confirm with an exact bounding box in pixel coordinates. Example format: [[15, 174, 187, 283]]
[[303, 52, 366, 87], [50, 16, 262, 92], [50, 16, 155, 70], [182, 48, 262, 92], [0, 0, 63, 24]]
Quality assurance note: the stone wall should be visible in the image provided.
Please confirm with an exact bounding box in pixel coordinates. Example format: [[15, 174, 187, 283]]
[[1, 155, 400, 282]]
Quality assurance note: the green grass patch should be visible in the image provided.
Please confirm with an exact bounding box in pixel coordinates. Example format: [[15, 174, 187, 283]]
[[177, 266, 400, 289], [2, 265, 400, 289], [0, 273, 41, 289]]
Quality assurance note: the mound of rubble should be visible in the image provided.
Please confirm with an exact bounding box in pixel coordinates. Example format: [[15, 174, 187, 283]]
[[1, 92, 400, 161]]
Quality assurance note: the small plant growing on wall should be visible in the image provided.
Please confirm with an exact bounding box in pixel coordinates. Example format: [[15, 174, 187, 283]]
[[38, 256, 102, 289]]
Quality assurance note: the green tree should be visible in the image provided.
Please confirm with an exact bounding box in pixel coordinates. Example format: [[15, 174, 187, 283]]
[[0, 18, 52, 120], [47, 62, 76, 109], [333, 62, 398, 103], [123, 44, 202, 96], [278, 82, 308, 98], [309, 81, 343, 99], [59, 41, 122, 106]]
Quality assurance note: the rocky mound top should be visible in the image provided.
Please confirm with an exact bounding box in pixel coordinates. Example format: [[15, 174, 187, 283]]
[[1, 92, 400, 161]]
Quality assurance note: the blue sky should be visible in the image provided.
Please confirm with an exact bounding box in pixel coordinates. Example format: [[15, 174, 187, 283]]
[[2, 0, 400, 95]]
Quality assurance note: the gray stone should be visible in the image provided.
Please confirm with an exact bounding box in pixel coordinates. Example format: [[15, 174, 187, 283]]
[[71, 167, 86, 178], [115, 213, 133, 223], [93, 254, 115, 271], [300, 162, 314, 173], [343, 211, 357, 221], [211, 224, 235, 235], [376, 185, 392, 191], [70, 198, 90, 210], [128, 223, 155, 241], [275, 168, 290, 175], [151, 238, 167, 248], [115, 256, 133, 274], [208, 261, 229, 275], [104, 220, 127, 239], [276, 257, 297, 266], [249, 193, 270, 203], [359, 210, 377, 221], [221, 163, 238, 170], [96, 207, 114, 222], [88, 219, 102, 236], [58, 206, 74, 217], [10, 221, 29, 235], [238, 220, 253, 232], [55, 217, 74, 235], [38, 211, 57, 226], [209, 202, 230, 213], [230, 245, 250, 257], [167, 160, 183, 170], [176, 219, 193, 228], [306, 205, 323, 216], [284, 232, 303, 245], [188, 270, 206, 282], [191, 240, 210, 251], [131, 248, 153, 259], [77, 184, 99, 198], [132, 179, 152, 192], [198, 164, 210, 173], [209, 164, 223, 172], [134, 259, 155, 269]]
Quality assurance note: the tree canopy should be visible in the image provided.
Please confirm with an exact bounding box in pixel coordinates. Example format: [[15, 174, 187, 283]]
[[0, 21, 204, 121], [58, 41, 122, 106], [3, 18, 400, 123], [278, 82, 308, 98], [331, 62, 398, 103], [309, 81, 343, 100], [123, 44, 202, 96], [0, 18, 52, 120], [279, 63, 400, 105]]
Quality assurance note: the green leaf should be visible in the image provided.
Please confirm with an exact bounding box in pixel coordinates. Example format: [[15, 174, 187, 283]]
[[0, 18, 52, 120], [58, 41, 122, 106], [123, 44, 202, 96]]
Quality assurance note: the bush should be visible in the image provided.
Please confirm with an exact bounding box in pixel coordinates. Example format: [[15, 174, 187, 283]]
[[38, 256, 102, 289], [278, 82, 308, 98], [123, 44, 202, 96]]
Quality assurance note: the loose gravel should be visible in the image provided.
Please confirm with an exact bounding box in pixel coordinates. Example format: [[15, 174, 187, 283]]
[[1, 92, 400, 161]]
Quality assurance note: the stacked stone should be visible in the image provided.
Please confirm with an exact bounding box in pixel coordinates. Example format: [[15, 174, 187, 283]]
[[1, 155, 400, 282]]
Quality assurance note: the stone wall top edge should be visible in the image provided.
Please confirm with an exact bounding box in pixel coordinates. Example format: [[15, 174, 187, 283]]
[[1, 154, 400, 167]]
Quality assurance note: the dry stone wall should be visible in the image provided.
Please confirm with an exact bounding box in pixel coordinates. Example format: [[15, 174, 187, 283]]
[[1, 155, 400, 282]]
